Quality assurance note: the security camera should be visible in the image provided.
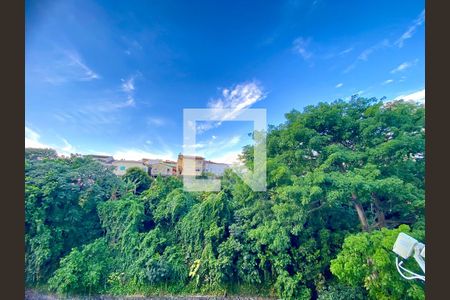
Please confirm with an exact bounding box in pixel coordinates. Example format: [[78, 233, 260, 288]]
[[393, 233, 420, 259], [392, 232, 425, 281]]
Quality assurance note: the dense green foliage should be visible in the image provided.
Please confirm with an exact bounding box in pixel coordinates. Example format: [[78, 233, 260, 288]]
[[25, 98, 425, 299], [122, 167, 152, 194], [330, 225, 425, 300]]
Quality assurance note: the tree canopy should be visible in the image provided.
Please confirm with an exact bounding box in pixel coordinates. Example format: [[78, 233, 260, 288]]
[[25, 98, 425, 299]]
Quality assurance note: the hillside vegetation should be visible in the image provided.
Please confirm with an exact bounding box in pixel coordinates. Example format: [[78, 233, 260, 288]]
[[25, 97, 425, 299]]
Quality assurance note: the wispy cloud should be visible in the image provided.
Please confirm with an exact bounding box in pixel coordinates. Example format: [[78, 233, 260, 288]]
[[120, 73, 142, 107], [122, 36, 143, 56], [382, 79, 394, 85], [292, 37, 313, 61], [60, 138, 76, 153], [52, 73, 140, 131], [25, 126, 51, 149], [394, 88, 425, 103], [121, 77, 135, 93], [194, 81, 265, 133], [65, 51, 100, 81], [53, 95, 136, 132], [344, 39, 390, 73], [343, 11, 424, 74], [39, 49, 100, 84], [390, 59, 418, 73], [335, 83, 344, 88], [96, 98, 136, 112], [338, 47, 354, 56], [395, 10, 425, 48], [25, 126, 78, 156], [359, 39, 390, 61], [210, 81, 265, 113], [147, 117, 167, 127]]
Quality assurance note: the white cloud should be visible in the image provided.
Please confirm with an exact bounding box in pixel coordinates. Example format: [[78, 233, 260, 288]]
[[209, 150, 242, 164], [109, 97, 135, 110], [119, 75, 140, 109], [335, 83, 344, 88], [25, 127, 51, 149], [147, 117, 166, 127], [54, 107, 121, 132], [196, 81, 265, 133], [211, 81, 265, 112], [343, 11, 424, 74], [121, 77, 135, 92], [390, 59, 418, 73], [25, 126, 78, 156], [395, 10, 425, 48], [358, 39, 390, 61], [34, 49, 100, 85], [61, 138, 75, 153], [394, 88, 425, 103], [343, 39, 390, 73], [53, 82, 137, 131], [382, 79, 394, 85], [86, 97, 136, 113], [292, 37, 313, 60], [338, 47, 354, 56], [66, 51, 100, 81]]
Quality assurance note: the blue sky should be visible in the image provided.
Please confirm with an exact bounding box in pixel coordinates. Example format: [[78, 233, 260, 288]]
[[25, 0, 425, 162]]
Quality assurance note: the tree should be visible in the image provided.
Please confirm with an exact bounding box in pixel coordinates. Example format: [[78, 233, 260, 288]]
[[25, 148, 58, 161], [25, 97, 425, 299], [244, 97, 425, 232], [48, 238, 114, 295], [122, 167, 152, 194], [25, 155, 123, 285], [330, 225, 425, 300]]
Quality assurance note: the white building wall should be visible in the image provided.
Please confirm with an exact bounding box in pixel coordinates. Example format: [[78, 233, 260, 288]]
[[149, 163, 175, 176], [112, 160, 148, 176], [204, 161, 229, 177]]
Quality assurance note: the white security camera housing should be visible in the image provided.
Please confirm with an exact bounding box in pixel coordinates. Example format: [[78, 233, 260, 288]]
[[393, 232, 418, 259]]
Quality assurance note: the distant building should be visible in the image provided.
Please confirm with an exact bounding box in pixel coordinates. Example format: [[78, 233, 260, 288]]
[[204, 160, 229, 177], [111, 160, 148, 176], [142, 158, 164, 165], [147, 160, 177, 177], [177, 154, 205, 176], [85, 154, 114, 164], [177, 154, 229, 177], [83, 153, 228, 177]]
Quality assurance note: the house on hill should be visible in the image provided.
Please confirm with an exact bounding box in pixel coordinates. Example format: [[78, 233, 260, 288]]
[[177, 154, 205, 176], [111, 159, 148, 176], [177, 154, 229, 177], [146, 160, 177, 177], [85, 154, 114, 164], [204, 160, 229, 177]]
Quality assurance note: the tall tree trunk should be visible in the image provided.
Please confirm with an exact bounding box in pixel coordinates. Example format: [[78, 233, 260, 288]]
[[351, 193, 369, 231], [372, 193, 386, 228]]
